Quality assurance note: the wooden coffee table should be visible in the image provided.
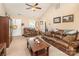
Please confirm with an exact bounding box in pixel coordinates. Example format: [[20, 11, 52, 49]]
[[27, 37, 50, 56]]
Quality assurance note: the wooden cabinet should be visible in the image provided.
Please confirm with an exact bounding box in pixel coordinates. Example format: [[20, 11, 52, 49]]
[[0, 16, 12, 48]]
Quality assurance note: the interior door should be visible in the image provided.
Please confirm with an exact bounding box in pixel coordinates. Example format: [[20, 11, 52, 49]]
[[12, 19, 22, 36], [40, 21, 45, 32]]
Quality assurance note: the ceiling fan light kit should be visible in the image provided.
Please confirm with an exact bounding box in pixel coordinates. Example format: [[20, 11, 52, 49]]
[[31, 7, 36, 11]]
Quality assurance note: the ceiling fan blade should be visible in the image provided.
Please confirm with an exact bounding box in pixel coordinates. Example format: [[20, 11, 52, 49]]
[[34, 3, 38, 6], [36, 7, 41, 9], [25, 4, 32, 7]]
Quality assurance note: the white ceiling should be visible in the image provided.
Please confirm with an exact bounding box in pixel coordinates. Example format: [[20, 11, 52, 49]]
[[4, 3, 52, 18]]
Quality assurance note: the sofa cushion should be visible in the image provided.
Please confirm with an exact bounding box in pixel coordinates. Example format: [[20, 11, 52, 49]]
[[63, 35, 76, 44], [54, 38, 69, 48], [54, 34, 62, 39], [45, 36, 69, 48]]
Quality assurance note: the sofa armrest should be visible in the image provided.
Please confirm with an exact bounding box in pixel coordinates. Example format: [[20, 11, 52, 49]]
[[71, 41, 79, 48], [66, 45, 76, 56]]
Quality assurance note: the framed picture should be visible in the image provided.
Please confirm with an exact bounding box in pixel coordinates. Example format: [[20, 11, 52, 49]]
[[53, 17, 61, 23], [62, 14, 74, 22], [40, 21, 43, 25]]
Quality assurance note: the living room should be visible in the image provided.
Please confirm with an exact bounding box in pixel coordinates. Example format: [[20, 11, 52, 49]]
[[0, 2, 79, 56]]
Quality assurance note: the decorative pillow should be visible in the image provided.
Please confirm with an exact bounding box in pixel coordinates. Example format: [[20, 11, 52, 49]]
[[54, 30, 64, 39]]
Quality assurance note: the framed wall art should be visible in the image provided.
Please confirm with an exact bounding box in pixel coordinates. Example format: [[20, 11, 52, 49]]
[[53, 17, 61, 23], [62, 14, 74, 22]]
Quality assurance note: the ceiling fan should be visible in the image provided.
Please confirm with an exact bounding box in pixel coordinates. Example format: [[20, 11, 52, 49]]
[[25, 3, 42, 11]]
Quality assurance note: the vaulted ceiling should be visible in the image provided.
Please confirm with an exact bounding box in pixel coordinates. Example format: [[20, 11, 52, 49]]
[[4, 3, 52, 18]]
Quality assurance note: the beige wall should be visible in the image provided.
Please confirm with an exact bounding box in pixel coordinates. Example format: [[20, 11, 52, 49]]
[[0, 4, 5, 16], [40, 3, 79, 31]]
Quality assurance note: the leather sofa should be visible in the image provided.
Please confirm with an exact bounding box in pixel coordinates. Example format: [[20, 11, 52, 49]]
[[23, 28, 38, 37], [41, 30, 79, 56]]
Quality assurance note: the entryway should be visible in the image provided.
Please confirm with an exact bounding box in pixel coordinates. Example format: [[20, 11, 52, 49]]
[[12, 19, 23, 36]]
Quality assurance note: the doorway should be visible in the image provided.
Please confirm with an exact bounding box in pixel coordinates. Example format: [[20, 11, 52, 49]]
[[12, 19, 22, 36]]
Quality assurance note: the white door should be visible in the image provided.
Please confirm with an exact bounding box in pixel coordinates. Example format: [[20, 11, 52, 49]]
[[12, 19, 22, 36], [40, 21, 45, 32]]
